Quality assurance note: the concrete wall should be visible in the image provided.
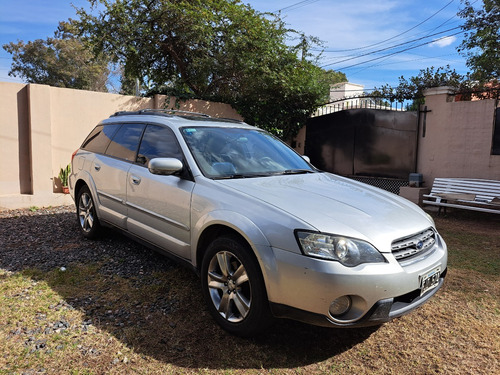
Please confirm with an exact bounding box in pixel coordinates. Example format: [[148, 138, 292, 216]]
[[0, 82, 242, 209], [417, 87, 500, 185], [1, 83, 29, 197]]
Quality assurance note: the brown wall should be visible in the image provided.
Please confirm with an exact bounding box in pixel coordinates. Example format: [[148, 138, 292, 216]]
[[417, 87, 500, 186], [0, 82, 242, 209]]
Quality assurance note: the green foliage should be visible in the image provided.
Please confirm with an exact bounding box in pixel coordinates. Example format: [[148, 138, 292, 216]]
[[76, 0, 339, 139], [321, 70, 348, 100], [58, 164, 71, 187], [374, 66, 466, 104], [2, 21, 110, 91], [458, 0, 500, 82], [233, 60, 330, 140]]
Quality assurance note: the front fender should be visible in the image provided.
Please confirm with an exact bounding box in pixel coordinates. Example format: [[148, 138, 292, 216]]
[[192, 210, 279, 296]]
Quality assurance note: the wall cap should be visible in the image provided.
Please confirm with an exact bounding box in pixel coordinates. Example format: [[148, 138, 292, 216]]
[[423, 86, 456, 97]]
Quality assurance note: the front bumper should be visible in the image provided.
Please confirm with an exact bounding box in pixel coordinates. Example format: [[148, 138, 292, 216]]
[[270, 268, 446, 327], [262, 234, 447, 327]]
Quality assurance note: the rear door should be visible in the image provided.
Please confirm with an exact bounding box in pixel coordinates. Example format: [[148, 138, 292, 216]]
[[126, 124, 194, 259], [91, 123, 145, 228]]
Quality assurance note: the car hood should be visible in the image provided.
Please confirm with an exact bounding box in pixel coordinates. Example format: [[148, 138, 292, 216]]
[[219, 172, 433, 252]]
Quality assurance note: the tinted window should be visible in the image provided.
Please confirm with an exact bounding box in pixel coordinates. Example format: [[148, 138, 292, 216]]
[[81, 124, 120, 153], [137, 125, 182, 165], [105, 124, 145, 161]]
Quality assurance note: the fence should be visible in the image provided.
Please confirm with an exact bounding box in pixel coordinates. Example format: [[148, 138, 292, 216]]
[[313, 97, 407, 117]]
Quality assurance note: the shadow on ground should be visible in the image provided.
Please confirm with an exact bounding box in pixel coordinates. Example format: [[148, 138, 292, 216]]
[[0, 209, 378, 369]]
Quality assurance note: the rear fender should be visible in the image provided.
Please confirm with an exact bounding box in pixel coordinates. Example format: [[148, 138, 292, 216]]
[[73, 171, 101, 216]]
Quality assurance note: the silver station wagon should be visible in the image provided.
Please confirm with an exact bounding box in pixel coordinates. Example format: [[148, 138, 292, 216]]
[[69, 110, 447, 336]]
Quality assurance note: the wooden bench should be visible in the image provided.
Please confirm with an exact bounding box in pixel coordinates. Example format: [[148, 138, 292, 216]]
[[423, 178, 500, 215]]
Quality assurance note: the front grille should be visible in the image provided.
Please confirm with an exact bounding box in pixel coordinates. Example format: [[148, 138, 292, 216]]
[[391, 228, 436, 262]]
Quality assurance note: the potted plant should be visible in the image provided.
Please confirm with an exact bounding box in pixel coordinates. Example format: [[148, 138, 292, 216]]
[[58, 164, 71, 194]]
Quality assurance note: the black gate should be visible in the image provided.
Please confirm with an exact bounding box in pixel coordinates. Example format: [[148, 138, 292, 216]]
[[305, 109, 418, 181]]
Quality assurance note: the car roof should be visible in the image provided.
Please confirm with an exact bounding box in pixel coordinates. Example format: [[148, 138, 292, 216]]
[[101, 109, 256, 131]]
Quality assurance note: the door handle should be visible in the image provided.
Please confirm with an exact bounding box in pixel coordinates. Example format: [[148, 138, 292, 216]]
[[94, 163, 101, 171], [131, 175, 141, 185]]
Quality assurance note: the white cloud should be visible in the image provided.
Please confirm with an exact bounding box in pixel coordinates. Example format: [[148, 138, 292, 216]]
[[430, 35, 457, 48]]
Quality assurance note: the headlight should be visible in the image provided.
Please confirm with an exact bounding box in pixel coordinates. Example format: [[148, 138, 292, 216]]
[[295, 231, 386, 267]]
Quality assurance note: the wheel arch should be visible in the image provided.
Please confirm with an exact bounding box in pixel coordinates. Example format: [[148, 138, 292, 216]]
[[74, 178, 88, 199], [73, 172, 101, 215], [193, 212, 277, 289], [196, 225, 248, 271]]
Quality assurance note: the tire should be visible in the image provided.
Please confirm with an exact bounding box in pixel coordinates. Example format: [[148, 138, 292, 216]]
[[76, 185, 101, 239], [201, 235, 273, 337]]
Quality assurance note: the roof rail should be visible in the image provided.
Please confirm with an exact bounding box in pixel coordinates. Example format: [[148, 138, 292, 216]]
[[111, 109, 212, 118]]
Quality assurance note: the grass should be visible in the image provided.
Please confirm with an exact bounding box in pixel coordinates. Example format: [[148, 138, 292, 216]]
[[0, 208, 499, 374]]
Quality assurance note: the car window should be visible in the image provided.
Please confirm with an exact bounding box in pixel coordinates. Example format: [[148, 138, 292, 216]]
[[105, 123, 145, 161], [136, 125, 183, 165], [81, 124, 121, 154]]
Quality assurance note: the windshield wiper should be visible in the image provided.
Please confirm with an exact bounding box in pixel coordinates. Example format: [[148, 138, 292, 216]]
[[280, 169, 316, 175], [216, 173, 271, 179], [215, 170, 316, 179]]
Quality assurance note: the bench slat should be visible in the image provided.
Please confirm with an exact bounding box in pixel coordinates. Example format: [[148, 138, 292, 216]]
[[423, 200, 500, 214], [431, 186, 500, 195], [432, 181, 500, 191], [432, 180, 500, 189]]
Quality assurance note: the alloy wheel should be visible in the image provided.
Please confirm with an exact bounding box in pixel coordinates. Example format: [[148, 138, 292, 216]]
[[78, 191, 95, 233], [207, 250, 252, 323]]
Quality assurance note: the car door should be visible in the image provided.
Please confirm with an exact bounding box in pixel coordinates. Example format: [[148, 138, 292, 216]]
[[126, 124, 195, 259], [91, 123, 145, 228]]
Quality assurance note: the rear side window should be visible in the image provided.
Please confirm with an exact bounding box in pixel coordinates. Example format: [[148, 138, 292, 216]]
[[81, 124, 120, 153], [137, 125, 183, 165], [105, 123, 145, 161]]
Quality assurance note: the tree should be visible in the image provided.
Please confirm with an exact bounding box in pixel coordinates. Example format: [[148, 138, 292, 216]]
[[75, 0, 337, 139], [374, 66, 466, 109], [458, 0, 500, 81], [3, 21, 110, 91]]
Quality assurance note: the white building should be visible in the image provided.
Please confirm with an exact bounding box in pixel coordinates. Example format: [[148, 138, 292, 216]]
[[329, 82, 365, 102], [313, 82, 396, 117]]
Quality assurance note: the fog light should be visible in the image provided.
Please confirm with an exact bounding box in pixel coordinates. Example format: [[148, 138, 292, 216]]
[[329, 296, 352, 317]]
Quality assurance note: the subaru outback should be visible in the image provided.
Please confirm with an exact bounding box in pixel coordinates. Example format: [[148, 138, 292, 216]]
[[69, 109, 447, 337]]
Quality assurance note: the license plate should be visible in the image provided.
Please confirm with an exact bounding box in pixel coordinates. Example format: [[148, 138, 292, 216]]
[[419, 267, 441, 296]]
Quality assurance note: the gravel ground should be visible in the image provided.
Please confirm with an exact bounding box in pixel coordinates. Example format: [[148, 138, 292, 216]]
[[0, 205, 176, 277], [0, 205, 191, 371]]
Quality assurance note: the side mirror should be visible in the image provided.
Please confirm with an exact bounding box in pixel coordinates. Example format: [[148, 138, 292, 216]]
[[148, 158, 183, 176], [302, 155, 311, 163]]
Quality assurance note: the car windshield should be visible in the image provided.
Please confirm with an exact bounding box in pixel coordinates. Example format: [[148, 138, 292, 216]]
[[181, 126, 316, 179]]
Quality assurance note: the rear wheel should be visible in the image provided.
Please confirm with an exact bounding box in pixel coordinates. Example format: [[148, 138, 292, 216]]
[[76, 185, 101, 239], [201, 235, 272, 337]]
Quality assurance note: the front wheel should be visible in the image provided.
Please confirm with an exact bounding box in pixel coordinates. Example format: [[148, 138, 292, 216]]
[[76, 185, 101, 239], [201, 236, 272, 337]]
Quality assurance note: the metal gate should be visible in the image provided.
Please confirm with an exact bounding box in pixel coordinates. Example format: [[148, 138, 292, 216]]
[[305, 108, 418, 181]]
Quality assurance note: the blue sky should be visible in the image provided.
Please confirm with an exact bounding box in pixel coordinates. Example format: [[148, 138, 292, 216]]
[[0, 0, 469, 93]]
